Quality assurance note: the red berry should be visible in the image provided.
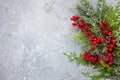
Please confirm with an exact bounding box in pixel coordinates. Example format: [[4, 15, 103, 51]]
[[70, 18, 73, 21], [110, 56, 113, 61], [71, 15, 79, 21], [109, 48, 113, 52], [112, 40, 116, 45], [111, 35, 114, 39], [106, 36, 109, 40], [103, 30, 108, 35], [98, 56, 102, 60], [105, 57, 109, 62], [94, 38, 97, 41], [97, 40, 100, 43], [88, 29, 92, 33], [84, 25, 89, 30], [97, 36, 101, 42], [80, 20, 85, 24], [91, 45, 95, 50], [91, 34, 95, 38], [75, 16, 79, 20], [103, 21, 110, 26], [72, 22, 77, 26], [92, 41, 97, 45], [108, 53, 112, 57], [96, 61, 100, 64], [104, 51, 108, 55], [106, 48, 109, 51], [101, 38, 105, 43], [100, 24, 104, 29], [109, 28, 112, 31], [108, 62, 113, 66], [88, 38, 92, 42], [110, 44, 114, 48], [78, 24, 82, 27], [86, 32, 89, 36], [97, 36, 101, 39], [87, 52, 91, 55]]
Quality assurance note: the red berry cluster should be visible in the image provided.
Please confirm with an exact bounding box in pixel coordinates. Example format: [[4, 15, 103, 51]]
[[88, 35, 105, 50], [100, 22, 116, 66], [84, 51, 104, 64], [84, 52, 96, 62], [70, 15, 116, 66]]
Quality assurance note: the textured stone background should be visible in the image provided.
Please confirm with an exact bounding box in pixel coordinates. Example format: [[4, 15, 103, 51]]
[[0, 0, 118, 80]]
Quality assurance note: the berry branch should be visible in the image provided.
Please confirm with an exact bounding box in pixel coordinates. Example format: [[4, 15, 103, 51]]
[[64, 0, 120, 80]]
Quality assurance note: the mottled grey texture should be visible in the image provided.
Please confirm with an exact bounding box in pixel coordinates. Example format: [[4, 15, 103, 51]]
[[0, 0, 118, 80]]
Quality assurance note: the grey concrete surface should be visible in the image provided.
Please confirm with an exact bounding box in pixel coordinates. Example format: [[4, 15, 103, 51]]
[[0, 0, 118, 80]]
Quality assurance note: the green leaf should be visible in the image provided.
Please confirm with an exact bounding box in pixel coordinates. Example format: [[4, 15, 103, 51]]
[[76, 54, 88, 65], [63, 52, 78, 61], [91, 70, 105, 80], [82, 43, 91, 51], [82, 72, 93, 77], [74, 32, 88, 43], [100, 60, 113, 73]]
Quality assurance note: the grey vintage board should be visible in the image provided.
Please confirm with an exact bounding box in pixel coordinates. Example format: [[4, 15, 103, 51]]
[[0, 0, 118, 80]]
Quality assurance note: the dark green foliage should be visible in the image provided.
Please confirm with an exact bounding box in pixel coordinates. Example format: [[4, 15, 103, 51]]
[[76, 0, 108, 27], [76, 0, 97, 27], [105, 1, 120, 35]]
